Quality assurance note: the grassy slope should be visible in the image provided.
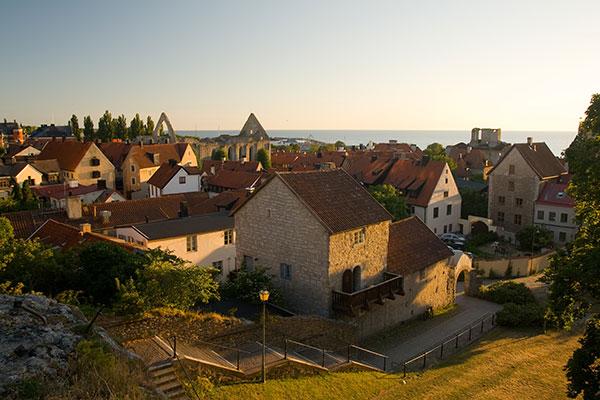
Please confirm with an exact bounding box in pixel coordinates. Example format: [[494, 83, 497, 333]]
[[205, 328, 581, 400]]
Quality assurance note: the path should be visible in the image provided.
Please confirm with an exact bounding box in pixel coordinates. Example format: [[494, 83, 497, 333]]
[[368, 294, 502, 364]]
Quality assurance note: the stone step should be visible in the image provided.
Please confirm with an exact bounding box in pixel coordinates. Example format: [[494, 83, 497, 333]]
[[166, 387, 188, 399], [150, 365, 175, 377], [158, 378, 182, 392], [153, 372, 178, 385]]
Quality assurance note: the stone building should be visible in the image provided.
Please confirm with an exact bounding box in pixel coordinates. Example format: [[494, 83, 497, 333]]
[[233, 169, 456, 337], [487, 138, 566, 241]]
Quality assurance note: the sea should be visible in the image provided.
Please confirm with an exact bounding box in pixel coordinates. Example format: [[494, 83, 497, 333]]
[[177, 129, 576, 155]]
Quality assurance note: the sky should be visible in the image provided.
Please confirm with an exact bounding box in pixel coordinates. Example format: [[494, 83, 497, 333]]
[[1, 0, 599, 131]]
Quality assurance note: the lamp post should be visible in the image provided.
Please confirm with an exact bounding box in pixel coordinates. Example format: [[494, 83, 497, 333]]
[[259, 289, 270, 383]]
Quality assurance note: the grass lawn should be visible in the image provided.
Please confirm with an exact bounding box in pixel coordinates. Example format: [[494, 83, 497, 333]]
[[201, 327, 582, 400]]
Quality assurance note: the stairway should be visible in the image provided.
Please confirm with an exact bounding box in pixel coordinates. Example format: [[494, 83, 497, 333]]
[[149, 361, 187, 399]]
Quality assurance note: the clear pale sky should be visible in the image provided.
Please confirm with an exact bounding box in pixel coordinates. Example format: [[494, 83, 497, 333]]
[[1, 0, 599, 131]]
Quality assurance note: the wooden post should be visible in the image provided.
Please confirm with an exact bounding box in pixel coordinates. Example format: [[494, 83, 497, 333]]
[[422, 353, 427, 369], [347, 345, 351, 363], [455, 334, 459, 348], [403, 363, 407, 377], [172, 336, 177, 358], [383, 357, 387, 372], [469, 326, 472, 341], [481, 320, 484, 333], [322, 348, 326, 367], [236, 350, 240, 370], [284, 339, 288, 359], [440, 343, 444, 359]]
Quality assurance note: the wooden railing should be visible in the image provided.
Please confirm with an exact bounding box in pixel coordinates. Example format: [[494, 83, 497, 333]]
[[332, 272, 404, 316]]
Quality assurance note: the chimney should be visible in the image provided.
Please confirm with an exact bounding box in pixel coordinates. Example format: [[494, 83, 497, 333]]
[[210, 166, 216, 175], [527, 137, 533, 146], [371, 155, 377, 162], [179, 201, 189, 218], [79, 223, 91, 234], [66, 196, 82, 220], [421, 155, 430, 165], [100, 210, 111, 225], [467, 146, 472, 154]]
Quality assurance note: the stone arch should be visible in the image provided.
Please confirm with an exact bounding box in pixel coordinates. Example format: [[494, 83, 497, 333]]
[[471, 221, 489, 236], [342, 269, 353, 293], [238, 145, 245, 161], [453, 255, 474, 296], [227, 146, 236, 161], [152, 112, 177, 144], [249, 143, 257, 161]]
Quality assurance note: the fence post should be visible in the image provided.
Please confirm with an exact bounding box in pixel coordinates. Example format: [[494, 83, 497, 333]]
[[236, 350, 240, 370], [322, 348, 326, 367], [469, 326, 472, 341], [492, 313, 495, 326], [440, 343, 444, 359], [284, 339, 288, 359], [455, 334, 459, 349], [383, 357, 387, 372], [172, 336, 177, 358], [481, 319, 484, 333], [422, 353, 427, 369], [347, 345, 351, 363]]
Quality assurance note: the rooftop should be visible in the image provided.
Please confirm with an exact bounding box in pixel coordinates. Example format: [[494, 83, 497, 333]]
[[147, 162, 202, 189], [383, 159, 448, 207], [536, 175, 574, 208], [131, 211, 233, 240], [36, 140, 94, 171]]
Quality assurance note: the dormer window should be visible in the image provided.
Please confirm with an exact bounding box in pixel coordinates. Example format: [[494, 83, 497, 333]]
[[353, 228, 366, 245]]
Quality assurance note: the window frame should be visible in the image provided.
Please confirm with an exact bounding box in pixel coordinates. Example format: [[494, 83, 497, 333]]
[[280, 263, 292, 280], [186, 235, 198, 252], [224, 229, 234, 245]]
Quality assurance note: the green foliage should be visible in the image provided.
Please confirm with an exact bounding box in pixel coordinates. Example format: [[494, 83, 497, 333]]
[[222, 267, 282, 305], [479, 281, 537, 305], [69, 114, 81, 141], [11, 178, 22, 202], [128, 113, 144, 140], [424, 142, 457, 170], [516, 225, 553, 252], [145, 115, 155, 136], [113, 114, 128, 139], [83, 115, 94, 141], [334, 140, 346, 149], [579, 93, 600, 135], [115, 252, 220, 314], [504, 262, 513, 278], [273, 143, 300, 152], [459, 187, 488, 219], [565, 316, 600, 399], [368, 184, 408, 221], [0, 216, 14, 243], [467, 231, 498, 247], [97, 110, 113, 142], [256, 148, 271, 169], [2, 179, 39, 212], [211, 148, 226, 160], [495, 302, 545, 327]]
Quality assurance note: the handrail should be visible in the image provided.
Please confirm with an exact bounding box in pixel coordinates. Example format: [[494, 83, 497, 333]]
[[349, 344, 388, 360], [285, 339, 324, 353], [332, 272, 402, 297], [191, 338, 253, 354]]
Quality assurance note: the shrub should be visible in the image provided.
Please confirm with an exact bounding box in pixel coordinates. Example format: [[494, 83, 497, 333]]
[[222, 267, 282, 305], [479, 281, 536, 305], [468, 231, 499, 247], [495, 302, 545, 327]]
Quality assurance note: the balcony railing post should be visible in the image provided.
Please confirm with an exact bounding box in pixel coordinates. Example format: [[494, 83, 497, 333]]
[[322, 348, 326, 367], [284, 339, 288, 359]]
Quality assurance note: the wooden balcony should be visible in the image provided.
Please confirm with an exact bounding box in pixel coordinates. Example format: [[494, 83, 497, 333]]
[[332, 272, 405, 317]]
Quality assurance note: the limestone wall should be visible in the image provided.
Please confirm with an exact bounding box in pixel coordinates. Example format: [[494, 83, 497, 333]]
[[474, 251, 554, 278]]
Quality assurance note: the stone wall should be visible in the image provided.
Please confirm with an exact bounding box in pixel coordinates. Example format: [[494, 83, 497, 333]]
[[342, 260, 454, 339], [474, 251, 554, 278], [234, 177, 332, 316]]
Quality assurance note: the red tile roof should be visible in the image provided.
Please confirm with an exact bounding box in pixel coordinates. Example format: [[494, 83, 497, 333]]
[[2, 209, 69, 238], [32, 183, 102, 200], [342, 152, 396, 185], [275, 169, 392, 233], [129, 143, 191, 169], [201, 160, 263, 174], [489, 142, 566, 179], [37, 140, 93, 171], [205, 169, 263, 190], [536, 175, 574, 207], [372, 143, 422, 159], [383, 159, 447, 207], [98, 142, 132, 169], [387, 217, 453, 275]]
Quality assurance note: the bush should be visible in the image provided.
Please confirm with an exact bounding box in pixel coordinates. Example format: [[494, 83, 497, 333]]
[[479, 281, 536, 305], [468, 231, 499, 247], [222, 267, 282, 305], [495, 302, 545, 327]]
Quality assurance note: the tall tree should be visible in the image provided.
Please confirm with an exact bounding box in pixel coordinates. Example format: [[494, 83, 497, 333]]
[[114, 114, 128, 140], [83, 115, 94, 141], [128, 113, 144, 140], [424, 142, 457, 170], [97, 110, 113, 142], [211, 148, 226, 160], [10, 178, 22, 202], [368, 184, 408, 221], [145, 116, 155, 137], [542, 93, 600, 398], [256, 148, 271, 169], [69, 114, 81, 141]]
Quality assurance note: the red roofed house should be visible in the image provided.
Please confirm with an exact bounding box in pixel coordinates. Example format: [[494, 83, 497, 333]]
[[488, 138, 567, 241], [37, 139, 116, 189], [204, 169, 264, 194], [32, 181, 125, 209], [534, 174, 577, 244], [234, 169, 456, 337], [148, 161, 203, 198]]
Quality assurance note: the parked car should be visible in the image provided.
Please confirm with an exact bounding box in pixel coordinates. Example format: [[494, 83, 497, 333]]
[[439, 233, 466, 243]]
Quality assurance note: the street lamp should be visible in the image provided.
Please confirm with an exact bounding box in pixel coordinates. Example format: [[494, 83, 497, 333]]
[[259, 289, 270, 383]]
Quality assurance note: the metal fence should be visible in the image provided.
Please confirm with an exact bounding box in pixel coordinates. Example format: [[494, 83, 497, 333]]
[[397, 312, 496, 375]]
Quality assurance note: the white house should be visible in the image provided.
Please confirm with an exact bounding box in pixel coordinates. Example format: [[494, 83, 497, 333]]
[[383, 159, 462, 235], [115, 211, 236, 281], [0, 162, 44, 198], [147, 162, 203, 198], [534, 175, 578, 244]]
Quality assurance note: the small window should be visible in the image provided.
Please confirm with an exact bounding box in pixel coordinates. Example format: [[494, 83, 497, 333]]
[[508, 164, 515, 175], [443, 225, 448, 233], [410, 206, 415, 214], [508, 181, 515, 191], [514, 214, 522, 225], [443, 191, 449, 198], [243, 255, 254, 271], [497, 211, 505, 223], [280, 263, 292, 280], [445, 178, 448, 184], [537, 210, 544, 220], [433, 207, 439, 218], [515, 198, 523, 207], [132, 177, 136, 185], [549, 212, 556, 222], [434, 227, 437, 234], [90, 157, 100, 166], [353, 228, 366, 245], [186, 235, 197, 252], [446, 204, 452, 215], [560, 213, 568, 223], [559, 232, 566, 242], [131, 165, 135, 172], [498, 196, 506, 205], [449, 223, 453, 232], [224, 229, 234, 245], [212, 261, 223, 274], [179, 176, 186, 184], [91, 171, 101, 178]]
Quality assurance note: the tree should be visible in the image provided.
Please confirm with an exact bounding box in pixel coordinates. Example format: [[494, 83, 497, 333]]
[[0, 217, 14, 245], [515, 225, 553, 252], [83, 115, 94, 141], [128, 113, 144, 140], [256, 148, 271, 169], [113, 114, 127, 140], [222, 267, 282, 305], [368, 184, 408, 221], [69, 114, 82, 141], [211, 148, 226, 160], [97, 110, 113, 142], [145, 116, 155, 137], [579, 93, 600, 135], [459, 188, 488, 219], [10, 178, 22, 202], [565, 317, 600, 400], [424, 142, 457, 170], [20, 180, 37, 209], [334, 140, 346, 149]]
